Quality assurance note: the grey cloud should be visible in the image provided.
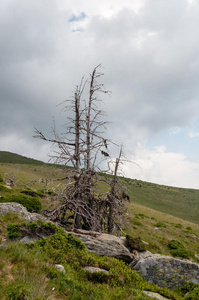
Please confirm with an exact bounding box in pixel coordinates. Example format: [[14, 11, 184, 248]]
[[1, 0, 199, 165], [84, 2, 199, 139]]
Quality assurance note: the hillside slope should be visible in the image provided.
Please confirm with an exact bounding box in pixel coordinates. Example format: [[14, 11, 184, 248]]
[[0, 151, 45, 165], [0, 151, 199, 224]]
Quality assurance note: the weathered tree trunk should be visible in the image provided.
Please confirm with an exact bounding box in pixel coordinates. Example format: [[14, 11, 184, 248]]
[[108, 148, 122, 234]]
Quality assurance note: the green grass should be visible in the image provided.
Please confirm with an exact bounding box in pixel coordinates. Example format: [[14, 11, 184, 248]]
[[1, 151, 199, 225], [125, 202, 199, 260], [123, 178, 199, 224], [0, 220, 183, 300], [1, 152, 199, 298], [0, 151, 45, 165], [1, 153, 199, 261]]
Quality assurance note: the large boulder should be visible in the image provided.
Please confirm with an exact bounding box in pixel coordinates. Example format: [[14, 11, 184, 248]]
[[130, 251, 199, 289], [143, 291, 170, 300], [0, 203, 133, 263], [73, 231, 133, 263], [0, 202, 48, 222]]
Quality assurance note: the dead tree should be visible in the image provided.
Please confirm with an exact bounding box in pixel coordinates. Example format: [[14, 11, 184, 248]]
[[34, 65, 129, 233]]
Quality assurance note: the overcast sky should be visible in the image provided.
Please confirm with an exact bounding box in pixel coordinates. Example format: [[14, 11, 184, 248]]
[[1, 0, 199, 189]]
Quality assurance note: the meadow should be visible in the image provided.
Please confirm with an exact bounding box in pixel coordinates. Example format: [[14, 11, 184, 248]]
[[1, 151, 199, 299]]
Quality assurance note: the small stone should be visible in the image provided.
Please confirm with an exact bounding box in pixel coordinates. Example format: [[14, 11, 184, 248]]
[[143, 291, 169, 299], [83, 266, 109, 275], [55, 264, 66, 274]]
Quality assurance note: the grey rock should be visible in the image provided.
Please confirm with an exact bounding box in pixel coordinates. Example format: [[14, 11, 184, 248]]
[[0, 203, 132, 263], [0, 202, 48, 222], [131, 251, 199, 289], [0, 235, 41, 249], [143, 291, 169, 300], [83, 266, 109, 275], [74, 233, 133, 263], [18, 236, 40, 244], [55, 264, 66, 274]]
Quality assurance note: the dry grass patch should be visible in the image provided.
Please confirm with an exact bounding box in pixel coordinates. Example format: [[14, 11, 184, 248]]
[[125, 202, 199, 260]]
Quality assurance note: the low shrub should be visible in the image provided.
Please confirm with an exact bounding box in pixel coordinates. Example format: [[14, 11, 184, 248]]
[[168, 240, 184, 250], [0, 194, 42, 212], [47, 190, 57, 196], [134, 213, 148, 219], [0, 173, 3, 182], [85, 270, 109, 283], [176, 281, 197, 296], [7, 220, 60, 240], [1, 223, 182, 300], [5, 283, 30, 300], [168, 240, 194, 259], [170, 248, 194, 259], [7, 223, 21, 239], [0, 185, 11, 193], [156, 221, 167, 228], [186, 226, 192, 231], [126, 235, 146, 252], [175, 223, 183, 229], [21, 189, 44, 198], [184, 286, 199, 300], [130, 219, 143, 226]]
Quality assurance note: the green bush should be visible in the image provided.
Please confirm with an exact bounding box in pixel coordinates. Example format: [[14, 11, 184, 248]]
[[177, 281, 197, 296], [7, 220, 60, 241], [21, 189, 44, 198], [0, 173, 3, 182], [130, 219, 143, 226], [134, 213, 148, 219], [168, 240, 184, 250], [0, 185, 11, 192], [1, 225, 181, 300], [5, 283, 30, 300], [0, 194, 42, 212], [185, 286, 199, 300], [27, 221, 39, 231], [85, 270, 109, 283], [186, 226, 192, 231], [175, 223, 183, 229], [168, 240, 194, 259], [7, 223, 21, 239], [126, 235, 146, 252], [47, 190, 57, 196], [156, 221, 167, 228]]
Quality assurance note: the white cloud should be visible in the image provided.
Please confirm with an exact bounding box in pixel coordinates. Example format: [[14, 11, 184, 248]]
[[189, 132, 199, 138], [169, 127, 182, 136], [1, 0, 199, 189], [123, 144, 199, 189], [0, 135, 50, 163], [59, 0, 145, 17]]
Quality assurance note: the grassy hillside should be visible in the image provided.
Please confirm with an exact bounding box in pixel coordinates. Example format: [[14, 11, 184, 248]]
[[1, 152, 199, 298], [0, 151, 199, 225], [0, 155, 199, 260], [0, 217, 182, 300], [123, 178, 199, 224], [0, 151, 45, 165]]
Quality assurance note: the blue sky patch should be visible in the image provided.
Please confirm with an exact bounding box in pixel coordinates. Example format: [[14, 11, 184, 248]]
[[69, 12, 87, 23]]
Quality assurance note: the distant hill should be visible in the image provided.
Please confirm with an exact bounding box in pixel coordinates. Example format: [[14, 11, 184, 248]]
[[0, 151, 45, 165], [1, 151, 199, 224]]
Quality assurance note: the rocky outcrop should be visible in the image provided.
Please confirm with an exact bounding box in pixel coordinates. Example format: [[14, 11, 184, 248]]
[[0, 202, 48, 222], [0, 202, 133, 263], [73, 232, 133, 264], [131, 251, 199, 289], [83, 266, 109, 275], [143, 291, 169, 300], [2, 202, 199, 290]]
